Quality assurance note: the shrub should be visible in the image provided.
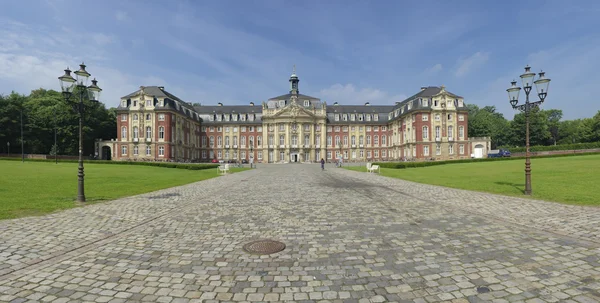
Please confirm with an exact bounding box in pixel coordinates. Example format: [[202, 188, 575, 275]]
[[373, 152, 599, 169], [0, 158, 219, 171], [501, 142, 600, 153]]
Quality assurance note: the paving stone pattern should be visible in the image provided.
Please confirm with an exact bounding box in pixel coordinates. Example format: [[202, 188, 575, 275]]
[[1, 164, 600, 302]]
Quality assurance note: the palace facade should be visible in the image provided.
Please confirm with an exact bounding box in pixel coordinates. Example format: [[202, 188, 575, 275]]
[[98, 70, 487, 163]]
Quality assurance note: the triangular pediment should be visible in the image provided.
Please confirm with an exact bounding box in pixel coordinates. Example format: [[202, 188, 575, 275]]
[[272, 103, 316, 118]]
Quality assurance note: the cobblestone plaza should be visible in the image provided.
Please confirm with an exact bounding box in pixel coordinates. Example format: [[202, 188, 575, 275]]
[[1, 165, 600, 302]]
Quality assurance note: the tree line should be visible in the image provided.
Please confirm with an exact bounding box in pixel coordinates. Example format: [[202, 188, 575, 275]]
[[468, 105, 600, 150], [0, 89, 116, 156]]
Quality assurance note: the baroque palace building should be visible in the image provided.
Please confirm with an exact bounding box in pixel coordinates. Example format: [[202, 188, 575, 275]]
[[97, 70, 489, 163]]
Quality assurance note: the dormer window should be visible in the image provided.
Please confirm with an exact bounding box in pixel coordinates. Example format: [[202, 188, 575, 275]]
[[358, 114, 363, 121], [133, 100, 137, 107], [334, 114, 340, 121], [374, 115, 378, 121], [133, 114, 138, 121], [146, 100, 151, 106], [458, 100, 463, 107], [233, 114, 238, 121], [304, 100, 310, 107], [160, 100, 164, 106], [351, 114, 355, 121], [342, 114, 347, 121], [423, 99, 429, 106], [279, 100, 285, 107], [434, 100, 439, 107], [122, 100, 126, 107], [366, 114, 371, 122]]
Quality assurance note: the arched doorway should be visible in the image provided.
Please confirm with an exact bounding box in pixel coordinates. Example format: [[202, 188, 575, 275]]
[[473, 144, 484, 158], [101, 146, 112, 160]]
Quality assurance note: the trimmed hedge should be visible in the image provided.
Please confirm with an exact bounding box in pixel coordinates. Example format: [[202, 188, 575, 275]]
[[0, 157, 219, 170], [502, 142, 600, 153], [373, 152, 600, 169]]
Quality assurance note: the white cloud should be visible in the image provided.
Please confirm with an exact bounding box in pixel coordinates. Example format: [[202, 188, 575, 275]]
[[319, 83, 407, 105], [424, 63, 443, 74], [92, 33, 114, 46], [115, 11, 128, 21], [455, 51, 490, 77]]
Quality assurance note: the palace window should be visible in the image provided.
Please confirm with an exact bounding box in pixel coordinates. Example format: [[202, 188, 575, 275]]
[[225, 136, 230, 145], [146, 127, 152, 139], [304, 135, 310, 146], [343, 135, 348, 146], [279, 135, 285, 145], [291, 135, 298, 146], [335, 136, 340, 146], [257, 135, 262, 146], [366, 135, 371, 145], [449, 144, 454, 154], [422, 126, 429, 139], [217, 136, 222, 147], [159, 146, 164, 156], [133, 127, 139, 139], [146, 145, 151, 156], [133, 146, 138, 155], [382, 135, 386, 146], [159, 126, 165, 139], [351, 135, 356, 145], [422, 114, 428, 121], [233, 136, 238, 146], [133, 114, 138, 121], [121, 126, 127, 139], [459, 144, 465, 154], [435, 114, 440, 121], [374, 135, 379, 146], [121, 145, 127, 155], [268, 135, 274, 145], [327, 136, 332, 146], [436, 145, 441, 155], [424, 145, 430, 156], [359, 135, 364, 145], [435, 126, 441, 139], [121, 114, 127, 121]]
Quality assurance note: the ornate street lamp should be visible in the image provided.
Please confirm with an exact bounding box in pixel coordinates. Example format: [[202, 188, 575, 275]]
[[6, 142, 9, 157], [249, 145, 254, 168], [506, 65, 550, 195], [58, 63, 102, 202]]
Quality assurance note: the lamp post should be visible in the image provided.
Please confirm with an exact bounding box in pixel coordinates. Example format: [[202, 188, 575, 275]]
[[506, 65, 550, 196], [249, 145, 253, 168], [6, 142, 9, 157], [58, 63, 102, 202], [21, 109, 24, 162], [53, 106, 58, 164]]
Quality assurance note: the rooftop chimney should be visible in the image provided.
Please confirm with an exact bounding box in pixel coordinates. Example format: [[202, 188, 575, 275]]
[[365, 102, 370, 106], [218, 102, 223, 106], [158, 86, 165, 90], [421, 86, 427, 91], [250, 102, 254, 106]]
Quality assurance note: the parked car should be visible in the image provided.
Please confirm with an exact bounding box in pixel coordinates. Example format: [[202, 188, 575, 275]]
[[211, 158, 219, 163], [487, 149, 511, 158]]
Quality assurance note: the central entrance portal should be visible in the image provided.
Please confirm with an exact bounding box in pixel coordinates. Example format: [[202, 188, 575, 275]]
[[290, 152, 299, 163]]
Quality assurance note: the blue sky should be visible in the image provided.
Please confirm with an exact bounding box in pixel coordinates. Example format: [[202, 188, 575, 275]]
[[1, 0, 599, 120]]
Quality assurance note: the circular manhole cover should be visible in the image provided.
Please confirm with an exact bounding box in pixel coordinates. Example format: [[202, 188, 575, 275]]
[[243, 240, 286, 255]]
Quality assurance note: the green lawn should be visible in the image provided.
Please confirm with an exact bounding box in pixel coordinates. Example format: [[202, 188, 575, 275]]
[[0, 161, 248, 220], [346, 154, 600, 205]]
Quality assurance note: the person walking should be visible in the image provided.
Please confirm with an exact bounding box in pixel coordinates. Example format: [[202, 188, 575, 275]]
[[320, 158, 325, 170]]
